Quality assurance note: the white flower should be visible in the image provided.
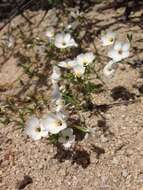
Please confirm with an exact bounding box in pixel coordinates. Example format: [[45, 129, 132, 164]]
[[51, 83, 66, 113], [108, 41, 130, 62], [25, 116, 48, 140], [52, 93, 65, 114], [55, 98, 65, 112], [58, 128, 75, 149], [51, 66, 61, 83], [52, 83, 61, 101], [42, 112, 67, 134], [45, 27, 55, 39], [54, 33, 78, 49], [101, 31, 116, 46], [58, 59, 77, 69], [72, 64, 85, 77], [76, 52, 95, 66], [103, 60, 118, 78]]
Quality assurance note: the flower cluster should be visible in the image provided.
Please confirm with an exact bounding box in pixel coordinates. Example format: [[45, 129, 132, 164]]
[[25, 58, 76, 149], [58, 52, 95, 77], [25, 29, 131, 149], [25, 32, 79, 149], [101, 31, 130, 78]]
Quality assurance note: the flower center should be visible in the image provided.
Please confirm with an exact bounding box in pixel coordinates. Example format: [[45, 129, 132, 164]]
[[109, 37, 113, 42], [83, 61, 87, 65], [55, 120, 63, 127], [35, 127, 41, 133], [118, 49, 123, 55], [62, 42, 66, 46], [65, 135, 69, 140], [108, 67, 113, 71]]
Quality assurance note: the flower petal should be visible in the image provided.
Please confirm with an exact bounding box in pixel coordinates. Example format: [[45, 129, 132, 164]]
[[103, 61, 117, 77], [64, 33, 71, 43], [42, 112, 67, 134], [114, 41, 122, 50], [121, 51, 129, 59], [58, 61, 67, 68], [73, 64, 85, 77], [52, 83, 61, 100], [122, 42, 130, 51]]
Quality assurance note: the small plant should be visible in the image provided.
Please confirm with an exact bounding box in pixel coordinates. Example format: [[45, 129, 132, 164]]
[[0, 6, 132, 151], [101, 30, 131, 78], [24, 27, 131, 150]]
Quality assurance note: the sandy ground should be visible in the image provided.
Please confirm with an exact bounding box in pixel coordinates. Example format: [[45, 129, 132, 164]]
[[0, 1, 143, 190]]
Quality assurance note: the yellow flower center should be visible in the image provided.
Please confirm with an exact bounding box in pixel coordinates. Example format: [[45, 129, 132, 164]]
[[54, 120, 63, 127], [75, 72, 81, 77], [109, 37, 113, 42], [82, 58, 87, 65]]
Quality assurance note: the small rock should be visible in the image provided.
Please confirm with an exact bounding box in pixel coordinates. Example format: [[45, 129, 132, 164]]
[[112, 157, 119, 165], [122, 169, 128, 178], [16, 175, 33, 190], [100, 135, 108, 143]]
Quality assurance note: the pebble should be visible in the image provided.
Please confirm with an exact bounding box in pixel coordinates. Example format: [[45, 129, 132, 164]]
[[100, 135, 108, 143], [112, 157, 119, 165], [122, 169, 129, 178]]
